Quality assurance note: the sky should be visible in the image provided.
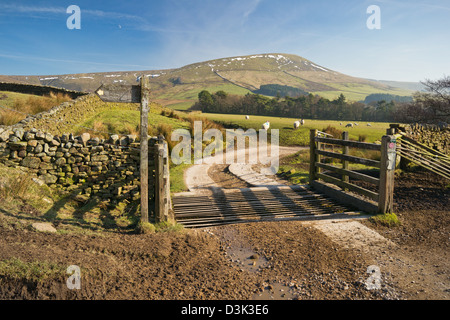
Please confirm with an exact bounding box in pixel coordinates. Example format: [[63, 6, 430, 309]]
[[0, 0, 449, 82]]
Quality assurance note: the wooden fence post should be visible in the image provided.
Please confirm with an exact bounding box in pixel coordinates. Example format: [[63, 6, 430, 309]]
[[309, 129, 318, 184], [140, 75, 150, 223], [378, 135, 396, 213], [342, 131, 349, 186]]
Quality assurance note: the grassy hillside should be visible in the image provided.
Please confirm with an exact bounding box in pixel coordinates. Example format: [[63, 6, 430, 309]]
[[0, 91, 72, 125], [2, 53, 417, 111]]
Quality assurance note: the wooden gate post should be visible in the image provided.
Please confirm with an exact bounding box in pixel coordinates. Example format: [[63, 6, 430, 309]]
[[309, 129, 318, 184], [155, 138, 172, 223], [140, 76, 150, 223], [378, 135, 397, 213]]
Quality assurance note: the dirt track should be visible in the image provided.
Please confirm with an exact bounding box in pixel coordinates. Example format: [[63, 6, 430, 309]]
[[0, 153, 448, 299]]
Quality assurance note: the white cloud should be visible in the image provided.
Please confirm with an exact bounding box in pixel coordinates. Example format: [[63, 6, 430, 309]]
[[243, 0, 262, 19], [0, 4, 145, 22]]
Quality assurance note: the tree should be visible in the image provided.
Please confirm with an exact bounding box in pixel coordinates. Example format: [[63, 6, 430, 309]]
[[198, 90, 214, 110], [395, 76, 450, 124]]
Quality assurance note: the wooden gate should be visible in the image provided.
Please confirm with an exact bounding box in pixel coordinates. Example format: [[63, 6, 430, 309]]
[[309, 129, 397, 214], [395, 132, 450, 180]]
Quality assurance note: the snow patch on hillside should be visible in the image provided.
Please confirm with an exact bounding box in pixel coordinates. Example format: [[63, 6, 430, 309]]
[[310, 63, 329, 72]]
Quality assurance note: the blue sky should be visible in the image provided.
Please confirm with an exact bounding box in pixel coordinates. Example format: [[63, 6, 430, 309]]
[[0, 0, 449, 82]]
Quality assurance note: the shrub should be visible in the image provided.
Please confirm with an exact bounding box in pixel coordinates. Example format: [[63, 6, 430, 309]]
[[321, 125, 343, 138]]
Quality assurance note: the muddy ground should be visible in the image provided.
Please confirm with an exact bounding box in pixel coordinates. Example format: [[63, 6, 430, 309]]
[[0, 168, 448, 300]]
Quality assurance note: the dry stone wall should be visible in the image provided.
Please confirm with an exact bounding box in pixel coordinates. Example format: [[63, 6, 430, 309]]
[[0, 82, 85, 100], [0, 126, 157, 204], [392, 123, 449, 154]]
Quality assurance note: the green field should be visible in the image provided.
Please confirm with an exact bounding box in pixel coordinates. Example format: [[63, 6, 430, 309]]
[[199, 112, 390, 146], [312, 83, 413, 101]]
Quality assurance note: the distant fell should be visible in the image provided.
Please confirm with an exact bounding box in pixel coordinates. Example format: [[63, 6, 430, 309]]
[[0, 53, 418, 109]]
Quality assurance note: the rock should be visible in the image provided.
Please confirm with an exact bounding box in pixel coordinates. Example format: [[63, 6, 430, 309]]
[[23, 132, 36, 141], [42, 174, 58, 184], [13, 128, 24, 140], [39, 162, 53, 170], [35, 131, 45, 140], [79, 133, 91, 146], [55, 158, 67, 166], [88, 137, 100, 146], [119, 136, 129, 146], [18, 150, 27, 158], [127, 135, 137, 143], [50, 139, 60, 147], [20, 157, 41, 169], [44, 133, 53, 143], [8, 141, 27, 150], [34, 144, 43, 153], [8, 136, 19, 143], [0, 130, 10, 142], [31, 222, 57, 233], [109, 135, 119, 144], [91, 154, 108, 162], [32, 177, 45, 186], [27, 140, 38, 147]]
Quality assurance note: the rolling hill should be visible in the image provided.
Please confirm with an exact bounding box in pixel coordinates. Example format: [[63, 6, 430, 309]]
[[1, 53, 417, 109]]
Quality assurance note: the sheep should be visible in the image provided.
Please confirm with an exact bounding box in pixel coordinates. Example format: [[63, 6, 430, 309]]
[[262, 121, 270, 130], [367, 123, 372, 127], [345, 123, 353, 128], [300, 119, 305, 126], [340, 122, 342, 126], [245, 115, 250, 120], [293, 121, 300, 129], [354, 123, 358, 126]]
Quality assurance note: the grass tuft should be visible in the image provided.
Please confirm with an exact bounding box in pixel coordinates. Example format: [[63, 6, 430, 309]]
[[369, 212, 401, 227], [0, 258, 65, 282], [136, 221, 156, 234]]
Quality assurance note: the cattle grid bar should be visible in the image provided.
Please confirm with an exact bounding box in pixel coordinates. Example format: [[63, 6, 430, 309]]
[[173, 185, 364, 228]]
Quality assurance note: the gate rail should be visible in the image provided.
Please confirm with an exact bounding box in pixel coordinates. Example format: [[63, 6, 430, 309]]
[[396, 132, 450, 180]]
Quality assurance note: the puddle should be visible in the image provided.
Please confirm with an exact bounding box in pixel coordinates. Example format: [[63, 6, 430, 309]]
[[205, 227, 269, 273], [204, 226, 300, 300], [226, 245, 269, 273], [252, 282, 298, 300]]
